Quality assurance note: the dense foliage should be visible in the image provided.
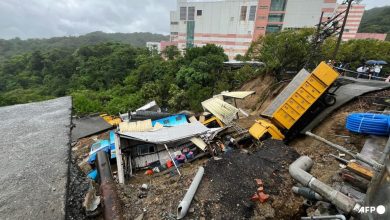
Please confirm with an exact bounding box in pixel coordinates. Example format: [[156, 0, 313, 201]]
[[0, 43, 258, 114], [0, 31, 169, 62], [359, 6, 390, 40], [245, 28, 390, 79], [1, 29, 389, 115]]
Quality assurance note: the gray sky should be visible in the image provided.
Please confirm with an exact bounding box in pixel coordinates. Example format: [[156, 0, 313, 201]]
[[0, 0, 388, 40]]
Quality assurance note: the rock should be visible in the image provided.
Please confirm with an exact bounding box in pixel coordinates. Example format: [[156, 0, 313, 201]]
[[134, 213, 144, 220], [141, 184, 148, 190]]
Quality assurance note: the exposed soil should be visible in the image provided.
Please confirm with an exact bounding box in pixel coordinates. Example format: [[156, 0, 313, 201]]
[[200, 139, 302, 219], [118, 158, 209, 220], [290, 89, 390, 184], [118, 139, 303, 220]]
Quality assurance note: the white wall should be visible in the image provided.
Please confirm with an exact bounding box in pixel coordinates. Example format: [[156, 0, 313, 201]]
[[283, 0, 336, 29]]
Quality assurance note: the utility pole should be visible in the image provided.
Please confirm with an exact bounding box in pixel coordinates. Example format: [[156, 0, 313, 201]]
[[332, 0, 354, 58]]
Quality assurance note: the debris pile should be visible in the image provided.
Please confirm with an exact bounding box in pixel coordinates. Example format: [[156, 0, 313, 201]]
[[67, 63, 390, 220], [202, 139, 301, 219]]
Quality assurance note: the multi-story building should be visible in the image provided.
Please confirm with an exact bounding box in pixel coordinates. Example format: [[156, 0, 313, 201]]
[[146, 42, 161, 53], [170, 0, 339, 59], [336, 3, 365, 41]]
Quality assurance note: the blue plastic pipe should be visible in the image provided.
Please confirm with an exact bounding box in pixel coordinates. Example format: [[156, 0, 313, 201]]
[[346, 113, 390, 136]]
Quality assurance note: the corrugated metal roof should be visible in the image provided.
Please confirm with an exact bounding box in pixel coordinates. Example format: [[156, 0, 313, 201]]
[[220, 91, 255, 99], [118, 121, 209, 144], [201, 98, 238, 124]]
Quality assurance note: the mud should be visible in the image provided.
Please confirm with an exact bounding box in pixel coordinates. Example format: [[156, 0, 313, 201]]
[[200, 139, 302, 219]]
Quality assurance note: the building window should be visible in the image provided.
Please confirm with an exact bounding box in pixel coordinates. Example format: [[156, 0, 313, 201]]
[[270, 0, 287, 11], [259, 6, 268, 9], [266, 24, 282, 33], [258, 16, 267, 20], [138, 144, 156, 155], [170, 21, 179, 25], [249, 6, 257, 21], [170, 32, 178, 35], [240, 6, 247, 21], [268, 14, 284, 22], [180, 7, 187, 20], [197, 10, 202, 16], [188, 7, 195, 20]]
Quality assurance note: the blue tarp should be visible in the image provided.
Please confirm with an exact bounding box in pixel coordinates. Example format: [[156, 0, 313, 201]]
[[87, 169, 98, 181], [152, 114, 188, 127], [109, 130, 116, 159], [88, 140, 110, 164]]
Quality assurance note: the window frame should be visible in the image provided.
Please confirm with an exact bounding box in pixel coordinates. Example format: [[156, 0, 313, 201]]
[[248, 5, 257, 21], [180, 7, 187, 20], [188, 6, 195, 21], [240, 6, 247, 21], [137, 144, 157, 156]]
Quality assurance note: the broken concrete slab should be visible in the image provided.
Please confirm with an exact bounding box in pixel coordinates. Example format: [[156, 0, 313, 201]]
[[0, 97, 71, 220], [72, 115, 113, 142]]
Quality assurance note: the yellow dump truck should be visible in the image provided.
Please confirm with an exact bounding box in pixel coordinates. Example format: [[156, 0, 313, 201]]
[[249, 62, 340, 141]]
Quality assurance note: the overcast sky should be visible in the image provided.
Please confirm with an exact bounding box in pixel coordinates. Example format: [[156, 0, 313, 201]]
[[0, 0, 388, 40]]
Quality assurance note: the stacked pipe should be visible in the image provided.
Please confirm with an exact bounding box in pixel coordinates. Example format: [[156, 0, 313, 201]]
[[346, 113, 390, 136]]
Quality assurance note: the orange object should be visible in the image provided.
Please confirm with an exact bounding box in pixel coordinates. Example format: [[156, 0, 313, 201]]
[[166, 160, 173, 168], [145, 169, 153, 175], [258, 192, 269, 203], [251, 178, 270, 203]]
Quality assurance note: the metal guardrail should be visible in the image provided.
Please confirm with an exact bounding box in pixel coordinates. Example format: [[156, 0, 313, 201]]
[[334, 66, 388, 81]]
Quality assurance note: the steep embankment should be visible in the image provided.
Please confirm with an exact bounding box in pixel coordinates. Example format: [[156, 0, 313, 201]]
[[235, 73, 289, 128]]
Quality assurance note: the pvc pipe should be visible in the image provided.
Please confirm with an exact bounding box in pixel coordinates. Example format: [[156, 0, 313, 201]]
[[289, 156, 361, 215], [305, 131, 383, 170], [305, 131, 355, 157], [301, 215, 346, 220], [177, 167, 205, 219]]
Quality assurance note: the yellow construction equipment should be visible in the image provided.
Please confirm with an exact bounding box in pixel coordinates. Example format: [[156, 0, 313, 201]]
[[100, 114, 122, 126], [249, 62, 340, 141], [202, 116, 224, 128]]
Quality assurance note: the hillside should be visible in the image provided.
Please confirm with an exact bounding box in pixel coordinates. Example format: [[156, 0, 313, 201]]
[[358, 6, 390, 40], [0, 31, 169, 61]]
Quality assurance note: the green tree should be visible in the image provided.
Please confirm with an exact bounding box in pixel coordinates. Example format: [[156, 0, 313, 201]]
[[246, 28, 315, 80], [162, 45, 180, 60]]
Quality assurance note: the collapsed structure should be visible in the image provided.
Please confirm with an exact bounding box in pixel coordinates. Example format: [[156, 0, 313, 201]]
[[36, 62, 389, 220]]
